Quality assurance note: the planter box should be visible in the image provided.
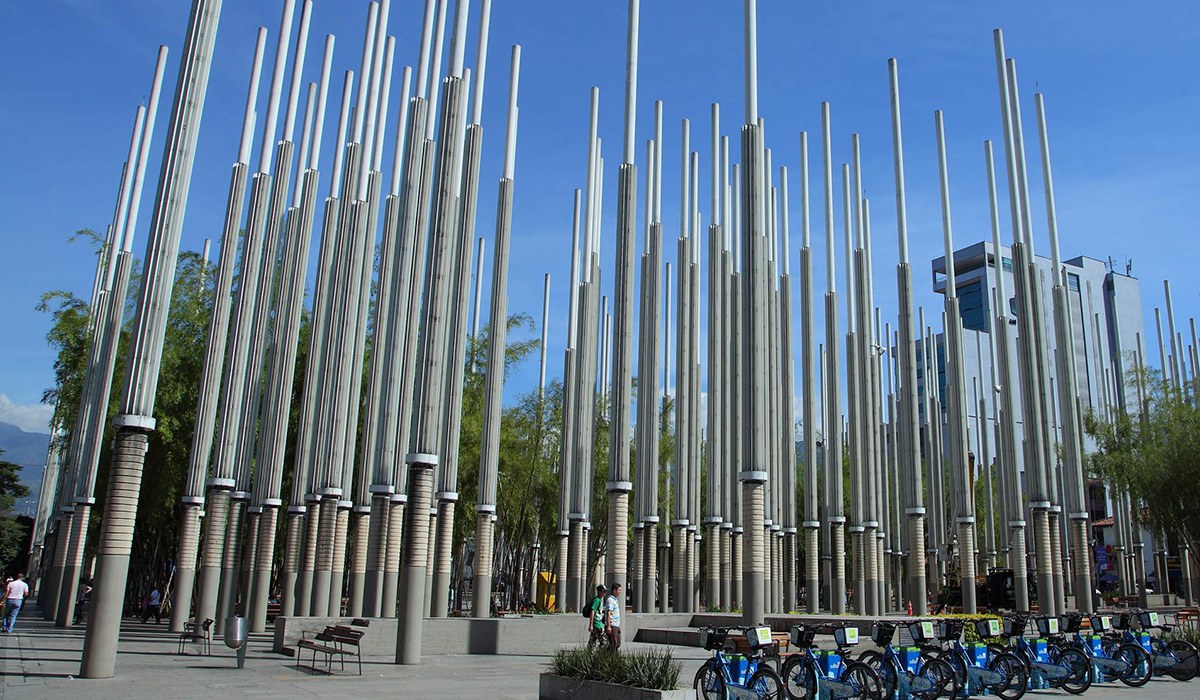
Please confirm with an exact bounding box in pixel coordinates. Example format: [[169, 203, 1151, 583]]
[[539, 673, 697, 700]]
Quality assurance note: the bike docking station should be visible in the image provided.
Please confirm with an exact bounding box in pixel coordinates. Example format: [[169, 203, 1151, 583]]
[[1077, 613, 1153, 686], [696, 625, 790, 700], [781, 623, 880, 700]]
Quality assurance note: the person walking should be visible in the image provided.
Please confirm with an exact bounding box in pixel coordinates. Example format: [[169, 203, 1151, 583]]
[[604, 583, 623, 650], [586, 584, 607, 649], [3, 573, 29, 633], [142, 586, 162, 623]]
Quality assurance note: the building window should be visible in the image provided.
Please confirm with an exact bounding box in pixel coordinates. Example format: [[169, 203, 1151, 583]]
[[1068, 273, 1080, 292], [1002, 257, 1013, 272], [959, 279, 986, 331]]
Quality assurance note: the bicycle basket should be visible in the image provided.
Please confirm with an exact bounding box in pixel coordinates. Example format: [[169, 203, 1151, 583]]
[[1034, 616, 1060, 636], [974, 618, 1002, 639], [908, 620, 936, 643], [833, 625, 860, 647], [1137, 611, 1160, 629], [937, 619, 964, 641], [1002, 616, 1027, 637], [746, 626, 774, 650], [1089, 615, 1112, 633], [790, 625, 816, 648], [1061, 614, 1082, 634], [700, 627, 728, 651], [872, 621, 897, 646]]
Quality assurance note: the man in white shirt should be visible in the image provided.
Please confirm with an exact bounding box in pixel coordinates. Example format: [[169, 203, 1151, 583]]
[[604, 583, 622, 650], [3, 573, 29, 633]]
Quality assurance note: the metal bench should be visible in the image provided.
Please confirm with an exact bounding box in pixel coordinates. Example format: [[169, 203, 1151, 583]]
[[296, 620, 368, 675]]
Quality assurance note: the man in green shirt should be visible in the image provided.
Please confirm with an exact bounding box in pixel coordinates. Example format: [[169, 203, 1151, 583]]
[[587, 584, 607, 649]]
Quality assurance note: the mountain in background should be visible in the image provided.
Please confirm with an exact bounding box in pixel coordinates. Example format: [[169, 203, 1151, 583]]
[[0, 421, 50, 517]]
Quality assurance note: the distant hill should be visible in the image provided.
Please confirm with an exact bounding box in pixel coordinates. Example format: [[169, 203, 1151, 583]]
[[0, 421, 51, 517]]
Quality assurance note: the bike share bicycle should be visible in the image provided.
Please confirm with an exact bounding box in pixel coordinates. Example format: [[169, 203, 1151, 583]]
[[779, 623, 881, 700], [1112, 609, 1198, 682], [1058, 613, 1152, 688], [695, 625, 786, 699], [857, 620, 958, 700], [990, 615, 1090, 694], [919, 618, 1027, 699]]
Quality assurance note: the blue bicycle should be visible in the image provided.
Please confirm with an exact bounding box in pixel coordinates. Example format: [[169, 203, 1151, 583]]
[[858, 621, 958, 700], [695, 625, 784, 700], [780, 623, 881, 700], [1065, 613, 1152, 687], [927, 618, 1027, 699], [993, 615, 1091, 694], [1113, 610, 1198, 682]]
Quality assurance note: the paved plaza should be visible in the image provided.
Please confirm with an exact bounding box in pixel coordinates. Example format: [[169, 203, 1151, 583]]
[[0, 603, 1194, 699]]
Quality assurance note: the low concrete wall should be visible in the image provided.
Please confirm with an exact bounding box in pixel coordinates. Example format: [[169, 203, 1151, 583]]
[[274, 612, 695, 657], [540, 673, 697, 700]]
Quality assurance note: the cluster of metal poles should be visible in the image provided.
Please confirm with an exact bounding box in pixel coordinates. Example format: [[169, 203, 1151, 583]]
[[29, 0, 1200, 683]]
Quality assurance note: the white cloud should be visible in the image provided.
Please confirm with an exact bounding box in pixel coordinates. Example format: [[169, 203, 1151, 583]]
[[0, 394, 53, 434]]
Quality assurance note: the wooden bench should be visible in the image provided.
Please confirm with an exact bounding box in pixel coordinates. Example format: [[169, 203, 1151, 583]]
[[177, 618, 214, 656], [296, 620, 369, 675]]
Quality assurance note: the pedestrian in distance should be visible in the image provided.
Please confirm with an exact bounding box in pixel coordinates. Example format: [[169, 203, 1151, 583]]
[[604, 583, 622, 650], [586, 584, 607, 649], [142, 585, 162, 623], [3, 573, 29, 633]]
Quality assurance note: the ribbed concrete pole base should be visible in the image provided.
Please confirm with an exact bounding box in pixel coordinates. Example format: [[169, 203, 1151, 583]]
[[310, 497, 336, 617], [195, 487, 230, 627], [1032, 508, 1053, 616], [396, 465, 434, 664], [381, 500, 404, 617], [297, 499, 320, 616], [1071, 518, 1093, 612], [672, 524, 687, 612], [169, 504, 202, 631], [878, 539, 887, 612], [423, 512, 435, 616], [43, 521, 70, 620], [215, 498, 246, 633], [248, 506, 278, 632], [554, 532, 568, 612], [742, 481, 765, 624], [863, 526, 878, 615], [721, 529, 732, 610], [1049, 511, 1065, 616], [804, 528, 819, 613], [851, 530, 865, 614], [567, 520, 584, 612], [280, 511, 303, 618], [241, 511, 260, 618], [56, 503, 91, 627], [831, 523, 845, 614], [907, 515, 928, 615], [706, 525, 720, 610], [631, 526, 644, 612], [362, 495, 388, 617], [659, 537, 671, 613], [328, 506, 350, 616], [348, 511, 370, 617], [80, 429, 146, 679], [472, 513, 494, 616], [642, 523, 657, 613], [958, 522, 977, 614], [431, 500, 455, 617], [606, 492, 628, 608], [783, 532, 796, 613]]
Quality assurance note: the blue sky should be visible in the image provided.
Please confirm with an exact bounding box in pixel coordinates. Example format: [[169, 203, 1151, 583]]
[[1, 0, 1198, 436]]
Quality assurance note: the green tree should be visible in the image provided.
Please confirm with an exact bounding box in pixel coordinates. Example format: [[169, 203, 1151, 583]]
[[1084, 365, 1200, 550], [0, 450, 32, 574]]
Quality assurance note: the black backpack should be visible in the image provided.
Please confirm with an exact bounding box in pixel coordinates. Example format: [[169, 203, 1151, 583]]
[[582, 597, 595, 618]]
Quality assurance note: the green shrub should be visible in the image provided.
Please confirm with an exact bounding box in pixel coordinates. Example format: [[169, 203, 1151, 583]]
[[548, 646, 682, 690], [1166, 626, 1200, 648]]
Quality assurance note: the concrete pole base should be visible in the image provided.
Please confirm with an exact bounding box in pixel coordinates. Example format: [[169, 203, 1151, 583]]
[[195, 488, 230, 627], [831, 523, 846, 614], [280, 511, 303, 618], [430, 500, 456, 617], [554, 532, 568, 613], [362, 495, 389, 617], [56, 504, 91, 627], [472, 513, 494, 616], [1071, 518, 1093, 613], [395, 465, 434, 664], [606, 492, 628, 610], [309, 498, 337, 618], [742, 481, 765, 625], [642, 523, 657, 613], [908, 515, 928, 615], [381, 500, 405, 617], [958, 522, 977, 614], [348, 512, 370, 617], [804, 527, 819, 614], [169, 504, 203, 631], [79, 429, 147, 679], [328, 507, 350, 616], [297, 501, 321, 617], [248, 506, 278, 632]]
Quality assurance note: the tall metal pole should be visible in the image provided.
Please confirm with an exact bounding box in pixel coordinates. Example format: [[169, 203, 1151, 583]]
[[81, 0, 223, 677], [821, 103, 845, 614]]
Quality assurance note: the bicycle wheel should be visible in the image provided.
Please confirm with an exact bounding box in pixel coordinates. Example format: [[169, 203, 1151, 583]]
[[987, 651, 1028, 700], [1166, 639, 1199, 681], [840, 661, 884, 700], [694, 659, 727, 700], [781, 655, 817, 700], [1050, 647, 1091, 695], [857, 651, 896, 700], [747, 667, 784, 700], [912, 657, 958, 700], [1114, 642, 1152, 687]]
